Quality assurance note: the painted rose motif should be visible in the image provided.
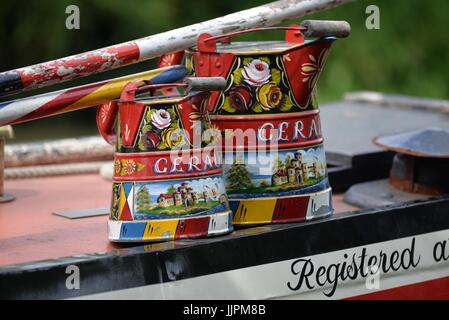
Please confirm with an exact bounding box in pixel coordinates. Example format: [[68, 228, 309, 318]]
[[257, 83, 283, 110], [162, 128, 184, 149], [143, 131, 160, 149], [151, 109, 171, 130], [227, 85, 253, 112], [218, 56, 293, 114], [137, 106, 185, 151], [242, 59, 271, 86]]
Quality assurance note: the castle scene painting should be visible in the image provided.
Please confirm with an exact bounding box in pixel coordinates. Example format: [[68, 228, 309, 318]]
[[224, 145, 327, 196], [133, 175, 229, 219]]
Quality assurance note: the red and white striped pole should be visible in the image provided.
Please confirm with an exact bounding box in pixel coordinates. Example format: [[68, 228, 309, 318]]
[[0, 0, 354, 97]]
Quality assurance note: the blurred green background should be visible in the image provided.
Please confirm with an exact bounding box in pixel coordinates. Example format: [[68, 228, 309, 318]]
[[1, 0, 448, 141]]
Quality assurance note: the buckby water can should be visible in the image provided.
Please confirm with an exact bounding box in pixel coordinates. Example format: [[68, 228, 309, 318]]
[[105, 78, 233, 241], [185, 21, 350, 226]]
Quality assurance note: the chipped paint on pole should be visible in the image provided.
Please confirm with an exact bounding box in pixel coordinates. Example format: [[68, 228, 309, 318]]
[[0, 0, 354, 97]]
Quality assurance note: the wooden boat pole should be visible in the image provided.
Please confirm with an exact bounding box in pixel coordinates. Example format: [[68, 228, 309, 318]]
[[0, 0, 354, 97]]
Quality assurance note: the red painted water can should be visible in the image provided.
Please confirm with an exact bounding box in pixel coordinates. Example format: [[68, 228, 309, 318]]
[[104, 78, 233, 242], [185, 24, 343, 226]]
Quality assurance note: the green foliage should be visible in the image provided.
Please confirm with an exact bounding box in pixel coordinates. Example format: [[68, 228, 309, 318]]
[[307, 0, 449, 102], [272, 156, 284, 172], [136, 185, 151, 212], [259, 180, 269, 187], [226, 159, 254, 191], [284, 155, 292, 168], [167, 185, 176, 194], [146, 200, 219, 216]]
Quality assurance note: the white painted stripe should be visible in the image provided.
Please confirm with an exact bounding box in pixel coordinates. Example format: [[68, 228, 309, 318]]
[[127, 185, 134, 218], [107, 220, 122, 241], [207, 211, 232, 235], [306, 188, 332, 220], [75, 228, 449, 300]]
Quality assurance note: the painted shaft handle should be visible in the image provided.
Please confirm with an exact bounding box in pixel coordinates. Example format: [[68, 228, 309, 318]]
[[300, 20, 351, 38], [184, 77, 226, 92]]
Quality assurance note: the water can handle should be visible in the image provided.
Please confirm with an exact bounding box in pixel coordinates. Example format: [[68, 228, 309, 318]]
[[197, 25, 305, 52], [123, 77, 226, 99], [96, 65, 188, 145]]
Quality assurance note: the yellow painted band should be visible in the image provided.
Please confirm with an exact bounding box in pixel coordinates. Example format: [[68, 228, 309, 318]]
[[232, 198, 276, 225]]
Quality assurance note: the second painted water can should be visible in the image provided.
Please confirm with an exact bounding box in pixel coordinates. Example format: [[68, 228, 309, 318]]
[[185, 20, 351, 226]]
